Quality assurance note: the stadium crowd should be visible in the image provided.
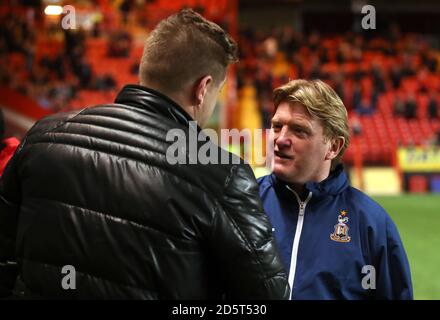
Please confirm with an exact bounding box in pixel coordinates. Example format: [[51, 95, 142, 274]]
[[235, 25, 440, 128], [1, 4, 439, 152]]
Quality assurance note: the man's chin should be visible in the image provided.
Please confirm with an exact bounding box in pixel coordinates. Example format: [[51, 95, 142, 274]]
[[273, 169, 303, 186], [272, 164, 293, 180]]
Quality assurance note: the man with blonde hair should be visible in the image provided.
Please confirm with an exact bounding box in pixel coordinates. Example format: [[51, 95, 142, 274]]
[[258, 79, 413, 299], [0, 9, 289, 299]]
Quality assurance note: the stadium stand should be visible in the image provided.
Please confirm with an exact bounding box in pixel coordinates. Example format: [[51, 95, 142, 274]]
[[1, 1, 439, 166]]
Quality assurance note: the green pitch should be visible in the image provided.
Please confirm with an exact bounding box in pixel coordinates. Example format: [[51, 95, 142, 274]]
[[373, 194, 440, 300]]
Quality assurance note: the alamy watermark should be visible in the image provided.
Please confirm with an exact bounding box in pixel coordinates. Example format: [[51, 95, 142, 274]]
[[165, 121, 274, 167], [361, 5, 376, 30], [60, 5, 76, 30], [45, 4, 76, 29], [61, 265, 76, 290], [361, 265, 376, 290]]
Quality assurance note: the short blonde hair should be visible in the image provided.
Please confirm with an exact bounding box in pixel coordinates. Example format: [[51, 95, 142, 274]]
[[139, 9, 238, 93], [273, 79, 350, 166]]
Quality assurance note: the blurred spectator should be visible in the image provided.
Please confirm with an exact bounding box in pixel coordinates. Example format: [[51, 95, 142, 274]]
[[336, 41, 350, 64], [262, 36, 278, 60], [92, 21, 102, 38], [279, 26, 300, 57], [353, 66, 366, 81], [350, 115, 363, 136], [119, 0, 134, 25], [401, 53, 416, 77], [418, 67, 430, 93], [291, 52, 304, 78], [387, 22, 401, 44], [72, 56, 93, 88], [258, 91, 274, 129], [108, 30, 132, 57], [371, 62, 386, 93], [332, 72, 346, 106], [64, 28, 86, 65], [352, 82, 362, 110], [309, 57, 322, 79], [428, 92, 439, 119], [30, 64, 50, 86], [355, 96, 375, 116], [319, 47, 329, 64], [394, 95, 406, 117], [421, 50, 438, 73], [40, 53, 66, 80], [404, 93, 417, 119], [36, 86, 51, 109], [95, 74, 116, 91], [48, 82, 76, 102], [307, 31, 321, 52], [0, 109, 20, 177], [23, 35, 35, 74], [390, 65, 403, 89]]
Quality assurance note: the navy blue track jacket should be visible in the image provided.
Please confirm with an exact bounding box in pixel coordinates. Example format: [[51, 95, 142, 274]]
[[258, 165, 413, 300]]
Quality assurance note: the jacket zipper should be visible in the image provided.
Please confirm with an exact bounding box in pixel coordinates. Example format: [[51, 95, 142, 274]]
[[285, 186, 312, 300]]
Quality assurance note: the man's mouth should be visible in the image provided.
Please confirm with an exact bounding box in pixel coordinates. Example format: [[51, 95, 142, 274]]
[[274, 151, 293, 160]]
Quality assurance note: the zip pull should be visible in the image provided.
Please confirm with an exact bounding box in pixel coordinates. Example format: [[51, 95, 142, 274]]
[[286, 186, 312, 216], [299, 202, 305, 215]]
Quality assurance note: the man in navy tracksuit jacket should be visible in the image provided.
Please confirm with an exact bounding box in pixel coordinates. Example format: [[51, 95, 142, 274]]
[[258, 79, 413, 300]]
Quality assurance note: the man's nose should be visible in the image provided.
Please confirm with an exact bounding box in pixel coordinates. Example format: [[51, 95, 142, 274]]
[[275, 129, 292, 149]]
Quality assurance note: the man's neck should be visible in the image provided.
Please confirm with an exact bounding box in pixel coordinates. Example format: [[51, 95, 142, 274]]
[[144, 82, 197, 123]]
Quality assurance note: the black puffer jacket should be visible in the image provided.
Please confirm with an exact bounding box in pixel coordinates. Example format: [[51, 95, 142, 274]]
[[0, 85, 289, 299]]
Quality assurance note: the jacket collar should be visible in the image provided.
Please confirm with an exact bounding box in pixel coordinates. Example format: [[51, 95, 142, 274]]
[[115, 84, 198, 130], [271, 164, 349, 199]]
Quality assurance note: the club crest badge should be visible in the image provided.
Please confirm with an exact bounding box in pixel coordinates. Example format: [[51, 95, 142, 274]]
[[330, 210, 351, 243]]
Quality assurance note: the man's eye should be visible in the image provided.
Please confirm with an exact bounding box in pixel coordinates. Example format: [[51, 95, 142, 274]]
[[295, 128, 307, 136]]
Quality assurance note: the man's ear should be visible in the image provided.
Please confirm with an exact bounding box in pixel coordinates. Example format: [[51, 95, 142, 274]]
[[325, 136, 345, 161], [194, 75, 212, 107]]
